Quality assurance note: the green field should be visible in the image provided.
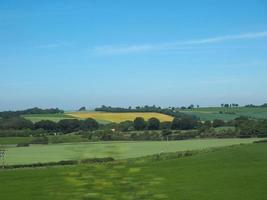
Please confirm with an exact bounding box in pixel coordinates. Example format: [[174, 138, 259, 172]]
[[0, 135, 88, 145], [180, 107, 267, 121], [22, 113, 75, 123], [0, 137, 33, 145], [1, 138, 261, 165], [0, 143, 266, 200]]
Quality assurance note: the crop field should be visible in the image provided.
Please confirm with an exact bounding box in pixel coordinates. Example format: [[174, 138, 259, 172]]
[[22, 113, 75, 123], [1, 138, 260, 165], [22, 107, 267, 124], [66, 111, 174, 123], [180, 107, 267, 121], [0, 143, 266, 200]]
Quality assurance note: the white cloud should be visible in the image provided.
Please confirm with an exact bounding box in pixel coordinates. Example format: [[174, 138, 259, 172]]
[[91, 31, 267, 55]]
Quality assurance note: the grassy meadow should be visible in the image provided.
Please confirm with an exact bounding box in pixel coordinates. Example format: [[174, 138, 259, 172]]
[[0, 135, 88, 146], [22, 113, 75, 123], [180, 107, 267, 121], [0, 143, 266, 200], [1, 138, 261, 165]]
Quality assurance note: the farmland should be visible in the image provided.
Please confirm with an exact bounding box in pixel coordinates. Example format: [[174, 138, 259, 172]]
[[1, 143, 267, 200], [22, 113, 75, 123], [21, 107, 267, 124], [1, 138, 260, 165], [179, 107, 267, 121], [0, 135, 88, 145], [22, 111, 173, 123], [67, 111, 174, 123]]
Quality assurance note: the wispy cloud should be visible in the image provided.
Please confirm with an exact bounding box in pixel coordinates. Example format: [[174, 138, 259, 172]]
[[91, 31, 267, 55]]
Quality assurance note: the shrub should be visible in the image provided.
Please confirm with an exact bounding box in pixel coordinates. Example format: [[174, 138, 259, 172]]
[[16, 143, 30, 147], [80, 157, 114, 164]]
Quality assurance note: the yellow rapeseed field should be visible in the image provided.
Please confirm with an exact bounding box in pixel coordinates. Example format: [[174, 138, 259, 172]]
[[66, 112, 173, 123]]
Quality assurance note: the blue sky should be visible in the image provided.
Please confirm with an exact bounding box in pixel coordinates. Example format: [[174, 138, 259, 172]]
[[0, 0, 267, 110]]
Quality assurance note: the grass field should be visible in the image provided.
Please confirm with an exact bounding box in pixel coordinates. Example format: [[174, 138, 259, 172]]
[[0, 137, 33, 145], [0, 135, 89, 146], [0, 143, 266, 200], [22, 113, 75, 123], [1, 138, 261, 165], [66, 111, 174, 123], [180, 107, 267, 121]]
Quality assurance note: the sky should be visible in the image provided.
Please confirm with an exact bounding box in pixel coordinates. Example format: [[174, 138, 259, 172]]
[[0, 0, 267, 111]]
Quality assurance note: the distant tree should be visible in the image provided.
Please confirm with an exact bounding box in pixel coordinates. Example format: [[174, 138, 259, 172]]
[[188, 104, 194, 109], [0, 117, 33, 130], [34, 120, 57, 132], [171, 117, 197, 130], [204, 120, 212, 128], [160, 121, 172, 130], [58, 119, 81, 133], [171, 118, 181, 130], [180, 117, 197, 130], [133, 117, 146, 130], [147, 117, 160, 130], [78, 106, 86, 111], [212, 119, 225, 128], [81, 118, 99, 131], [118, 120, 133, 132]]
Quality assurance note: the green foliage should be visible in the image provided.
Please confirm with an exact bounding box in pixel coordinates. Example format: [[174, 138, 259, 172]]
[[57, 119, 81, 133], [213, 119, 225, 127], [147, 117, 160, 130], [160, 121, 172, 130], [95, 105, 190, 118], [118, 120, 134, 132], [0, 107, 63, 119], [171, 116, 197, 130], [34, 120, 57, 132], [133, 117, 146, 130], [0, 117, 33, 130], [81, 118, 99, 131]]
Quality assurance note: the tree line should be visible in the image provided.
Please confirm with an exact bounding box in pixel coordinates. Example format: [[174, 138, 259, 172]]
[[1, 114, 266, 138], [0, 107, 64, 119], [95, 105, 196, 119]]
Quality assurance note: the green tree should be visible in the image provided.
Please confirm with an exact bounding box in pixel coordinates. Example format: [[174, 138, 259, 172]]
[[34, 120, 57, 132], [133, 117, 146, 130], [58, 119, 81, 133], [118, 120, 133, 132], [81, 118, 99, 131], [160, 121, 172, 130], [147, 117, 160, 130], [213, 119, 225, 128]]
